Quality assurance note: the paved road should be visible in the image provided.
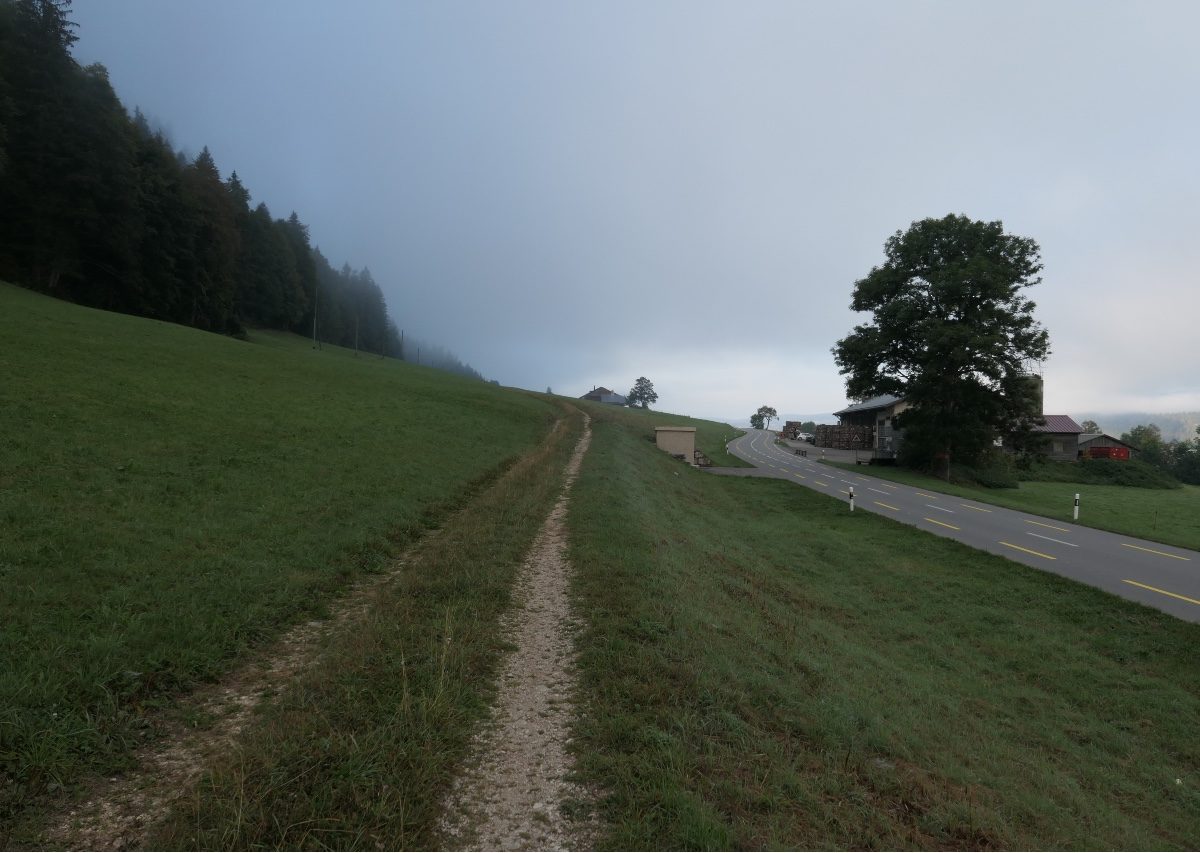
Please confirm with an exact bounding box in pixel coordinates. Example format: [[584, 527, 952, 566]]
[[715, 429, 1200, 623]]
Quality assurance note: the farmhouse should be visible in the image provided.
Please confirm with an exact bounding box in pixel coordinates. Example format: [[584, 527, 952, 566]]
[[1030, 415, 1085, 461], [815, 388, 1088, 464], [579, 386, 627, 406]]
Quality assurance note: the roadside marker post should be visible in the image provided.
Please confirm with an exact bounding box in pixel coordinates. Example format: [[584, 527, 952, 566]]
[[849, 486, 855, 512], [1074, 493, 1080, 521]]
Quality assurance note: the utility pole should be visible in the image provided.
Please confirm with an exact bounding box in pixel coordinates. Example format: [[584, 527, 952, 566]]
[[311, 281, 321, 349]]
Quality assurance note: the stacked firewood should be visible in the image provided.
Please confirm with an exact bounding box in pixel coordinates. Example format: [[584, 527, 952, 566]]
[[813, 424, 873, 449], [780, 421, 806, 440]]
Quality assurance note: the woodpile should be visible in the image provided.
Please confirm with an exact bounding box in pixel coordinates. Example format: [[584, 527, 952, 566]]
[[780, 421, 806, 440], [814, 424, 873, 450]]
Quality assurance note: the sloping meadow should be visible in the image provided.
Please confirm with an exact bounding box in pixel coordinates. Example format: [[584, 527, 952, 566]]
[[0, 283, 558, 829], [568, 404, 1200, 849]]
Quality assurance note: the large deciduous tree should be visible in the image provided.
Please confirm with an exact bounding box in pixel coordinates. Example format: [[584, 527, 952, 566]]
[[755, 405, 778, 430], [833, 214, 1050, 471], [627, 376, 657, 408]]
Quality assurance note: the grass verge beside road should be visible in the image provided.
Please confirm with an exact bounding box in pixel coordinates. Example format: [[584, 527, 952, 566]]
[[568, 406, 1200, 849], [0, 282, 558, 832], [824, 460, 1200, 552]]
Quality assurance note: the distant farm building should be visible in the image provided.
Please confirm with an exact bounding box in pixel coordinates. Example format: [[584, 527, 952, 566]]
[[1077, 432, 1137, 460], [1031, 415, 1084, 461], [812, 381, 1093, 464], [579, 386, 627, 406]]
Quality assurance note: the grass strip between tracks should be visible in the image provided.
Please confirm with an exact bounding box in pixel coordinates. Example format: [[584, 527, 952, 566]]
[[568, 407, 1200, 849]]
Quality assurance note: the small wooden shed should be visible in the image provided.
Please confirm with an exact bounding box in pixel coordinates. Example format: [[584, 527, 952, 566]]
[[655, 426, 696, 464]]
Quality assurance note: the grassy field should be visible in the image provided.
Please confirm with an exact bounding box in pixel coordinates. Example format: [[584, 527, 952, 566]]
[[141, 408, 586, 849], [572, 398, 749, 467], [0, 282, 559, 829], [568, 405, 1200, 849], [823, 460, 1200, 552]]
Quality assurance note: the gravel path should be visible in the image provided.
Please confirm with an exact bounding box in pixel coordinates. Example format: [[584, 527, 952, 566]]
[[438, 414, 595, 851]]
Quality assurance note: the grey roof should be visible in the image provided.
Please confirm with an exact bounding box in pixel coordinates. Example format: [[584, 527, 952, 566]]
[[833, 394, 903, 417]]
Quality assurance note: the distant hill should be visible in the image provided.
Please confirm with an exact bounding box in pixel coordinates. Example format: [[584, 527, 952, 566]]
[[1075, 411, 1200, 442]]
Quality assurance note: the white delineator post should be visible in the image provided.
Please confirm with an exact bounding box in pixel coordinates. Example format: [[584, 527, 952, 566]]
[[1074, 493, 1080, 521], [849, 485, 855, 512]]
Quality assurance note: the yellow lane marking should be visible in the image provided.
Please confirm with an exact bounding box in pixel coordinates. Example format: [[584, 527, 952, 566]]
[[814, 480, 829, 487], [874, 501, 900, 511], [840, 489, 850, 495], [1121, 543, 1191, 561], [1024, 519, 1069, 533], [915, 492, 937, 498], [856, 476, 870, 482], [924, 517, 960, 530], [794, 473, 806, 480], [1123, 579, 1200, 605], [960, 503, 992, 512], [999, 541, 1056, 560]]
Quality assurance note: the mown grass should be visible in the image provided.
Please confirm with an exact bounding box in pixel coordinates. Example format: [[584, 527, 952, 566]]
[[824, 460, 1200, 552], [142, 406, 585, 849], [0, 282, 558, 832], [572, 398, 747, 467], [569, 405, 1200, 849]]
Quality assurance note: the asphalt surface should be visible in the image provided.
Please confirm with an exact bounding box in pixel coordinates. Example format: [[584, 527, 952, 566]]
[[713, 429, 1200, 623]]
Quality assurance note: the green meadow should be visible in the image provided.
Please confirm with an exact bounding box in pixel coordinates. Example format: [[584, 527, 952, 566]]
[[6, 280, 1200, 849], [568, 405, 1200, 849], [0, 282, 558, 826]]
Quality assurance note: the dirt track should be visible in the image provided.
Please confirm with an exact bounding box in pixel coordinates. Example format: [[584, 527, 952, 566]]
[[437, 414, 594, 850]]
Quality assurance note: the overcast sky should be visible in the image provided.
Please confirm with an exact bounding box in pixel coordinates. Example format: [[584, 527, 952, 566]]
[[73, 0, 1199, 424]]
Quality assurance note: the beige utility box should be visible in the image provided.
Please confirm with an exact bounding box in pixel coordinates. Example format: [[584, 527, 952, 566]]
[[655, 426, 697, 465]]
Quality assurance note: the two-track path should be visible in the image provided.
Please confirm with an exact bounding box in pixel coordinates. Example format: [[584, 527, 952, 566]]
[[714, 429, 1200, 623], [437, 414, 595, 850]]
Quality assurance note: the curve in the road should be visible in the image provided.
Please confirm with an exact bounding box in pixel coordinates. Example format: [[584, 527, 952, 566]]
[[717, 429, 1200, 623]]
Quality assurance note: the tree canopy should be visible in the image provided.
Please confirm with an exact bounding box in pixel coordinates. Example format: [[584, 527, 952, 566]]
[[627, 377, 657, 409], [753, 405, 778, 431], [833, 214, 1050, 469]]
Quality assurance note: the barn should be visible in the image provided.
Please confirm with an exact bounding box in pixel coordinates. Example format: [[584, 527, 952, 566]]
[[820, 395, 908, 459], [1031, 415, 1084, 462], [1077, 432, 1138, 460]]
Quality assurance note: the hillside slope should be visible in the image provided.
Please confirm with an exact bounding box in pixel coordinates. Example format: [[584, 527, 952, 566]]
[[0, 282, 559, 827]]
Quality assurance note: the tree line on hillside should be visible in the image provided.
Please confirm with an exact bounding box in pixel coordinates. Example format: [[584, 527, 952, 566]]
[[0, 0, 480, 379]]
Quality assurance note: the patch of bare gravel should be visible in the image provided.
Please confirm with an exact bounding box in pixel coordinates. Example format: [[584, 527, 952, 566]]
[[438, 415, 595, 851]]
